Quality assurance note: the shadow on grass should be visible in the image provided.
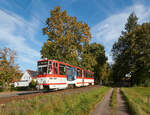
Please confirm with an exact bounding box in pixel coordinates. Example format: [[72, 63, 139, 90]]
[[120, 89, 136, 115]]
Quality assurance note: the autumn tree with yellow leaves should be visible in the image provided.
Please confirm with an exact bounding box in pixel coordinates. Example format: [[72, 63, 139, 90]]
[[41, 6, 91, 66], [41, 6, 108, 84], [0, 48, 22, 88]]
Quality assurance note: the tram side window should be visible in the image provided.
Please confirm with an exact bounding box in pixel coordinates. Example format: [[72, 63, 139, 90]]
[[67, 66, 76, 81], [85, 72, 87, 78], [86, 72, 89, 78], [92, 73, 94, 78], [89, 73, 92, 78], [38, 66, 47, 75], [38, 61, 48, 75], [59, 64, 66, 75], [84, 71, 86, 78], [53, 63, 58, 74], [90, 73, 93, 78], [66, 66, 72, 75], [77, 69, 81, 77], [88, 73, 90, 78], [87, 72, 89, 78], [89, 73, 91, 78], [88, 73, 91, 78], [48, 61, 52, 74]]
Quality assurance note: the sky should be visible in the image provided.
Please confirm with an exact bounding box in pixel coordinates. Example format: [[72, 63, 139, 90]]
[[0, 0, 150, 72]]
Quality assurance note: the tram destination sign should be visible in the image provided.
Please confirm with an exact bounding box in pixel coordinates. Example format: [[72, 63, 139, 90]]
[[38, 61, 48, 66]]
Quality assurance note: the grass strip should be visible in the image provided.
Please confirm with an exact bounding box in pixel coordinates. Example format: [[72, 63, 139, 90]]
[[110, 88, 117, 115], [0, 86, 110, 115], [121, 87, 150, 115]]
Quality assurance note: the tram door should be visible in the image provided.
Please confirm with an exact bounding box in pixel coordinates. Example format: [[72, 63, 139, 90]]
[[67, 66, 76, 81]]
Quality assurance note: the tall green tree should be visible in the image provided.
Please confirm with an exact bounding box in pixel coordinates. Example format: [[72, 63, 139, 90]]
[[111, 12, 138, 83], [112, 12, 150, 86], [126, 23, 150, 85], [41, 6, 91, 66], [82, 43, 107, 83], [125, 12, 138, 33]]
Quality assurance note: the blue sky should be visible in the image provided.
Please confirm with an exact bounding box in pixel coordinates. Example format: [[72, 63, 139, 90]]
[[0, 0, 150, 72]]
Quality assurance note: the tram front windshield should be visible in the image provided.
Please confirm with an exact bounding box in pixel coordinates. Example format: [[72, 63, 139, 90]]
[[38, 61, 48, 75]]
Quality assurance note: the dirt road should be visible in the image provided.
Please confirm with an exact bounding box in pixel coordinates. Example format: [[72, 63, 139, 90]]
[[116, 88, 129, 115], [91, 88, 113, 115], [91, 88, 130, 115]]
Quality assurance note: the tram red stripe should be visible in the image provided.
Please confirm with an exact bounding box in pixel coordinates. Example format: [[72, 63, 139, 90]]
[[40, 83, 67, 85], [76, 77, 94, 80], [37, 75, 66, 78], [76, 77, 82, 79], [77, 82, 94, 84], [84, 78, 94, 80]]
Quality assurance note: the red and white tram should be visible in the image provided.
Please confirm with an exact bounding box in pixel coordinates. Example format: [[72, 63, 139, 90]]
[[36, 59, 94, 90]]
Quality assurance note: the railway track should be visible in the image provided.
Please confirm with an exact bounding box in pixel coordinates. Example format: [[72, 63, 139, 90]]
[[0, 85, 100, 104]]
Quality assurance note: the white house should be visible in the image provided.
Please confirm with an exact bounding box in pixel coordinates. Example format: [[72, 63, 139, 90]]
[[14, 70, 38, 87]]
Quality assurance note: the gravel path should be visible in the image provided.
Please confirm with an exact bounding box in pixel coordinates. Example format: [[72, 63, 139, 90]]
[[116, 88, 129, 115], [91, 88, 113, 115]]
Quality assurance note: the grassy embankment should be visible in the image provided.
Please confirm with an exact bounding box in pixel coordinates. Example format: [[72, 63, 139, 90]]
[[0, 87, 110, 115], [121, 87, 150, 115], [110, 88, 117, 115]]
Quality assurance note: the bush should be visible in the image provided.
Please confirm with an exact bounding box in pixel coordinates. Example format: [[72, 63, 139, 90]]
[[29, 80, 37, 90], [0, 87, 4, 92], [144, 80, 150, 87]]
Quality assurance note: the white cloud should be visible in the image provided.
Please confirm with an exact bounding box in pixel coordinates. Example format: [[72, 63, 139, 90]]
[[25, 16, 42, 46], [91, 4, 150, 63], [0, 9, 41, 71]]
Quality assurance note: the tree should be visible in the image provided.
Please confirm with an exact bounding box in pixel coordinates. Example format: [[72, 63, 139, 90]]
[[0, 48, 21, 87], [41, 7, 108, 84], [100, 63, 111, 84], [41, 6, 91, 66], [82, 43, 107, 83], [112, 12, 150, 86], [125, 12, 138, 33], [111, 12, 138, 83], [125, 23, 150, 85]]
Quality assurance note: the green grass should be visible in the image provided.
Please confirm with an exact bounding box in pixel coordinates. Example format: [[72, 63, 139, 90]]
[[110, 88, 117, 115], [0, 87, 110, 115], [121, 87, 150, 115]]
